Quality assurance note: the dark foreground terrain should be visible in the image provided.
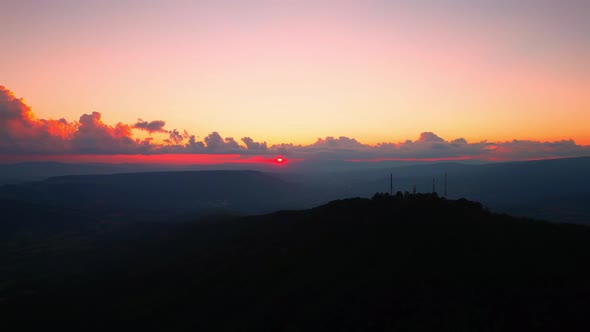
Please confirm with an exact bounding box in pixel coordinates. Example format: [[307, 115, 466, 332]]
[[2, 194, 590, 331]]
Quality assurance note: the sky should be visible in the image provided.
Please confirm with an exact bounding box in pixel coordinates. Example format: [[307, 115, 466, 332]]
[[1, 0, 589, 165]]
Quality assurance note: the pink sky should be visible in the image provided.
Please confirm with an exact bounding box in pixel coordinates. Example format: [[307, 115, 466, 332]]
[[1, 1, 589, 164]]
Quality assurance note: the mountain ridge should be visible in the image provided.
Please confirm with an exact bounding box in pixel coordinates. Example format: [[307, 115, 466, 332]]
[[2, 194, 590, 330]]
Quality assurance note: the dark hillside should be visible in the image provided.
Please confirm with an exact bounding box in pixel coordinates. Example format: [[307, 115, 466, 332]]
[[2, 194, 590, 331]]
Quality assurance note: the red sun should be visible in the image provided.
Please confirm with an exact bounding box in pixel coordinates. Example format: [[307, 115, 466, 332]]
[[276, 156, 285, 163]]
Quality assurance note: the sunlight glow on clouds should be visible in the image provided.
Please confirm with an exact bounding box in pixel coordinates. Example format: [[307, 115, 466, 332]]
[[1, 86, 588, 164], [1, 1, 589, 146]]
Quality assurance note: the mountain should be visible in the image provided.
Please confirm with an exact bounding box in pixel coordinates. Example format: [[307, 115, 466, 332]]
[[0, 161, 279, 185], [2, 194, 590, 330], [0, 162, 155, 184], [0, 170, 300, 219], [2, 157, 590, 224], [279, 157, 590, 224]]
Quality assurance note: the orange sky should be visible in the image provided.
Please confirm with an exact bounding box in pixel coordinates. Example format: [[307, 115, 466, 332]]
[[1, 1, 589, 146]]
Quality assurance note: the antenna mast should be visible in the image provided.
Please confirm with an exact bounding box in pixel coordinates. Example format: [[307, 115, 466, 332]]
[[432, 178, 436, 194], [390, 173, 393, 196]]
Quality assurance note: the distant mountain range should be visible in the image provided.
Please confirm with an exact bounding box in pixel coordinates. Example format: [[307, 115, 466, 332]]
[[0, 161, 215, 184], [1, 156, 589, 224], [0, 170, 299, 219]]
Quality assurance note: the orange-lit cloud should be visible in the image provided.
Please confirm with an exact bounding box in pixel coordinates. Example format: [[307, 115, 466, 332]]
[[0, 86, 76, 153], [1, 86, 588, 164]]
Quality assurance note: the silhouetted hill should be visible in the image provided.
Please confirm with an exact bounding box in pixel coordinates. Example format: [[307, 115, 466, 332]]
[[0, 162, 164, 184], [2, 194, 589, 331], [279, 157, 590, 224], [0, 170, 300, 219], [0, 161, 278, 185], [2, 157, 590, 223]]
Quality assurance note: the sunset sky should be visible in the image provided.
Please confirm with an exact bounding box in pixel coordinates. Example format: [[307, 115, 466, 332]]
[[1, 1, 589, 164]]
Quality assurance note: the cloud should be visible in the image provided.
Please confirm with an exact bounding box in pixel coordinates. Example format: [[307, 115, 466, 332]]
[[452, 138, 468, 144], [1, 85, 589, 162], [271, 132, 590, 162], [71, 112, 145, 154], [312, 136, 365, 149], [241, 137, 268, 152], [166, 129, 189, 145], [204, 132, 243, 153], [418, 132, 445, 142], [0, 86, 76, 153], [133, 119, 167, 133], [186, 135, 206, 151]]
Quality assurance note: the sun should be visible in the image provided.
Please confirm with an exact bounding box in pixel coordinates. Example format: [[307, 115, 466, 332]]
[[276, 156, 285, 163]]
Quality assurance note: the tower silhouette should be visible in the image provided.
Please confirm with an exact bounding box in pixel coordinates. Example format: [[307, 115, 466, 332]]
[[444, 172, 447, 197], [432, 178, 436, 194], [390, 173, 393, 196], [413, 184, 416, 195]]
